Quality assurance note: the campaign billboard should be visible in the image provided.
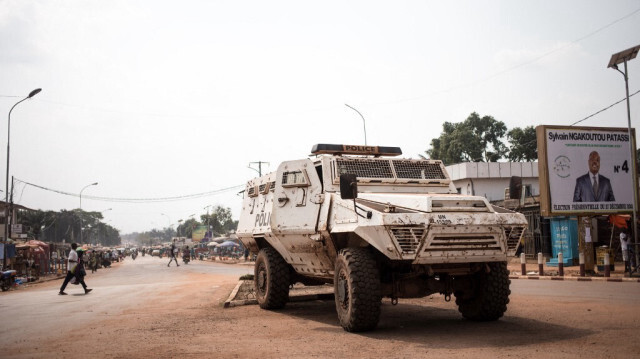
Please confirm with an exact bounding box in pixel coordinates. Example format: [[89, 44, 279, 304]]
[[192, 225, 208, 243], [537, 125, 637, 216]]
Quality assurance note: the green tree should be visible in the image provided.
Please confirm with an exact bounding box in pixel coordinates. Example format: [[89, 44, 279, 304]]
[[177, 218, 200, 239], [423, 112, 508, 165], [202, 205, 237, 236], [507, 126, 538, 161], [17, 209, 49, 240], [19, 209, 120, 245]]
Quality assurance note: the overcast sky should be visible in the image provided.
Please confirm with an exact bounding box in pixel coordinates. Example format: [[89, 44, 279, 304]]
[[1, 0, 639, 234]]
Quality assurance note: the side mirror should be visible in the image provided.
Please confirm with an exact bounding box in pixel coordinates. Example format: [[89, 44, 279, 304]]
[[340, 174, 358, 200]]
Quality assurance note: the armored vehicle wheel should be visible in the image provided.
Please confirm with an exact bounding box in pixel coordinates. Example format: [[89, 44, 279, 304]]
[[255, 247, 290, 309], [334, 248, 381, 332], [455, 262, 510, 321]]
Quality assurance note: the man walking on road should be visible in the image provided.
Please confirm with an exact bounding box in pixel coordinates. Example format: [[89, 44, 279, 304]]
[[59, 243, 92, 295], [168, 241, 179, 267]]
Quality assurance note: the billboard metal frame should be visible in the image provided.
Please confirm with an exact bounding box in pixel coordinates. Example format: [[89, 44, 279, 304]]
[[537, 125, 637, 217]]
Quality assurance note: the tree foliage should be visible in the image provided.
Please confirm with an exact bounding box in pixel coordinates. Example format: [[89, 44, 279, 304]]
[[424, 112, 538, 164], [423, 112, 508, 165], [17, 209, 120, 246], [507, 126, 537, 161], [177, 218, 199, 239], [201, 205, 237, 236]]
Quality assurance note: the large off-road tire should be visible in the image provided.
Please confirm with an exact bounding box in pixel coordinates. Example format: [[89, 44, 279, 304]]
[[455, 262, 511, 321], [254, 247, 290, 309], [334, 248, 381, 332]]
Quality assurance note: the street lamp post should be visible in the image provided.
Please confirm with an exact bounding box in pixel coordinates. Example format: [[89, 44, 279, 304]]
[[248, 161, 269, 177], [79, 182, 98, 244], [3, 88, 41, 269], [345, 104, 368, 146], [177, 219, 183, 237], [608, 44, 640, 271], [204, 205, 212, 241]]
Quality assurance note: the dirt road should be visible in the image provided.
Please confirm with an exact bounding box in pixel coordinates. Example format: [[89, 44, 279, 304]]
[[1, 256, 639, 358]]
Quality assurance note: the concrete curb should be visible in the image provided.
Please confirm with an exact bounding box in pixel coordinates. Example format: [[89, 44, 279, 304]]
[[224, 281, 334, 308], [224, 281, 256, 308], [509, 275, 640, 282]]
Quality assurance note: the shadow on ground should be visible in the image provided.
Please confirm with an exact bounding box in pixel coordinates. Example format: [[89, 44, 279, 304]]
[[275, 298, 594, 349]]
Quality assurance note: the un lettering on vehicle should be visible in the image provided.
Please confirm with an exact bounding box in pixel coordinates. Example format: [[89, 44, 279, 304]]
[[434, 214, 452, 225]]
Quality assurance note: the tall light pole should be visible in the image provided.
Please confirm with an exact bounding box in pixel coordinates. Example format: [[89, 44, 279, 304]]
[[3, 88, 41, 269], [248, 161, 269, 177], [608, 44, 640, 271], [204, 205, 212, 241], [79, 182, 98, 244], [177, 219, 183, 237], [345, 103, 367, 146]]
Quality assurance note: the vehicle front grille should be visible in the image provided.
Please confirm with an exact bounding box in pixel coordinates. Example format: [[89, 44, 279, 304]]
[[424, 235, 501, 252], [390, 226, 426, 253]]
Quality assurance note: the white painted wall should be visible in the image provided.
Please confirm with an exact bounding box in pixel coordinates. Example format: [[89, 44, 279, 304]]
[[446, 162, 539, 202]]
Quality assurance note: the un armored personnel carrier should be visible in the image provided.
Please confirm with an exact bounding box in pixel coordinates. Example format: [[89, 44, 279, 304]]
[[237, 144, 527, 332]]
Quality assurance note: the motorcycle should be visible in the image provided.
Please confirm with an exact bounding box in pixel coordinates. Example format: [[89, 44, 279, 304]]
[[182, 253, 190, 264], [131, 251, 138, 260], [1, 269, 17, 292]]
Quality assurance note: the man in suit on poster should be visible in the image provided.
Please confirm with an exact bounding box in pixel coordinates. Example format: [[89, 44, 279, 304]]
[[573, 151, 615, 202]]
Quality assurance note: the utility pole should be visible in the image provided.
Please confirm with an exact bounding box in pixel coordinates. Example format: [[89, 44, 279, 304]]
[[608, 45, 640, 272], [248, 161, 270, 177], [204, 205, 212, 241]]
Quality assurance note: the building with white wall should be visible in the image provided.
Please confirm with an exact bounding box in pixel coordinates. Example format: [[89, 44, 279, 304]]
[[445, 162, 539, 202]]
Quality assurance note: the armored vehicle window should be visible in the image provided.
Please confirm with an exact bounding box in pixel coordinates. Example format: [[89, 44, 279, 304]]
[[247, 185, 257, 198], [269, 181, 276, 192], [315, 165, 323, 186], [335, 158, 393, 178], [282, 170, 309, 187], [392, 160, 446, 180]]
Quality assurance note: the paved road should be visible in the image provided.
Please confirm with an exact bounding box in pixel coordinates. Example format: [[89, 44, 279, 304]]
[[0, 255, 252, 347], [1, 256, 639, 358]]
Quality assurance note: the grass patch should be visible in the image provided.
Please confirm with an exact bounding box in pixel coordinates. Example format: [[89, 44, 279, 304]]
[[239, 274, 254, 280]]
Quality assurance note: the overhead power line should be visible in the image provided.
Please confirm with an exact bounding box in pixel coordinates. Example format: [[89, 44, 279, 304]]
[[570, 89, 640, 126], [14, 178, 244, 204]]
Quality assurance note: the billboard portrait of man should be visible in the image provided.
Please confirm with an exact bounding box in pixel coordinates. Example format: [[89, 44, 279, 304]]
[[573, 151, 615, 202]]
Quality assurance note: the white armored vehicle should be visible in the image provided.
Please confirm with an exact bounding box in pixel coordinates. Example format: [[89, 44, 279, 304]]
[[237, 144, 527, 332]]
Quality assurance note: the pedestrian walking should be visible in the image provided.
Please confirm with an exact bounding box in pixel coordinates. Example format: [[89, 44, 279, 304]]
[[58, 243, 92, 295], [73, 249, 92, 294], [90, 251, 98, 273], [167, 241, 179, 267], [620, 229, 635, 273]]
